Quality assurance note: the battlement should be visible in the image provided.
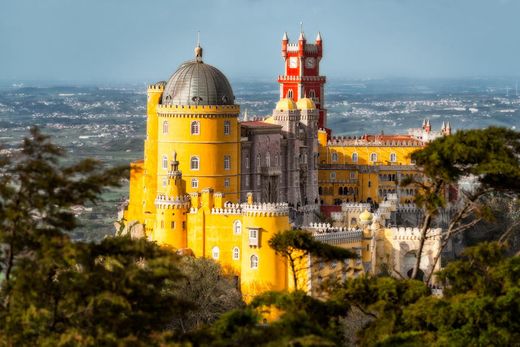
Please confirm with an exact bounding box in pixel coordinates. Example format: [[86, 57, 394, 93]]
[[277, 75, 326, 82], [390, 227, 442, 241], [306, 223, 363, 244], [341, 202, 371, 212], [327, 136, 424, 147], [147, 82, 165, 91], [397, 204, 422, 212], [156, 104, 240, 116], [154, 194, 190, 209], [241, 202, 289, 216], [212, 201, 242, 215]]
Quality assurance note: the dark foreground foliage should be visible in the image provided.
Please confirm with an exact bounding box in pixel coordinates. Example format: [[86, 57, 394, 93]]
[[1, 128, 519, 346]]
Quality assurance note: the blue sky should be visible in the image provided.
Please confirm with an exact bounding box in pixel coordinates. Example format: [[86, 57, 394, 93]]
[[1, 0, 519, 83]]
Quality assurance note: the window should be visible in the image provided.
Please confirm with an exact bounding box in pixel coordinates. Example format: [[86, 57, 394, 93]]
[[257, 175, 261, 185], [249, 228, 259, 247], [160, 220, 164, 228], [331, 152, 338, 162], [162, 120, 168, 134], [162, 178, 167, 187], [162, 155, 168, 169], [274, 154, 279, 167], [191, 178, 198, 188], [190, 156, 200, 170], [212, 246, 220, 260], [233, 220, 242, 235], [224, 178, 230, 188], [368, 181, 372, 188], [163, 155, 168, 169], [233, 247, 240, 260], [171, 221, 175, 229], [309, 89, 316, 98], [266, 152, 271, 167], [350, 172, 356, 180], [352, 153, 358, 163], [224, 155, 231, 170], [224, 120, 231, 135], [190, 121, 200, 135], [250, 255, 259, 269], [330, 171, 336, 180], [390, 153, 397, 162], [256, 154, 261, 169], [245, 175, 250, 187], [370, 153, 378, 162], [245, 156, 249, 169], [287, 89, 293, 99]]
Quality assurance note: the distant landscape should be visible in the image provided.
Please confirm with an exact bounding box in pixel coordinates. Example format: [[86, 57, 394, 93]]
[[1, 78, 519, 241]]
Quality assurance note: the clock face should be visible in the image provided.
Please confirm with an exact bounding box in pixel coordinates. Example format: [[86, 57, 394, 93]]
[[289, 57, 298, 68], [305, 57, 316, 69]]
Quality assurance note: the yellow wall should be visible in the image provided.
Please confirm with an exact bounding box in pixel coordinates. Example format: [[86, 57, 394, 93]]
[[156, 105, 241, 202], [318, 141, 422, 204]]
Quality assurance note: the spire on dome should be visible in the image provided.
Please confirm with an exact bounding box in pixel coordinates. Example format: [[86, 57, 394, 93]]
[[441, 121, 446, 130], [316, 32, 322, 41], [282, 32, 288, 41], [194, 31, 203, 62], [243, 108, 249, 121]]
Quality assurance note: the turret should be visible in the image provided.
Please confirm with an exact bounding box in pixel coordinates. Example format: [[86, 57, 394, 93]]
[[315, 32, 322, 57], [445, 121, 452, 135], [425, 119, 431, 133], [282, 32, 288, 58], [298, 30, 306, 57], [153, 152, 189, 249]]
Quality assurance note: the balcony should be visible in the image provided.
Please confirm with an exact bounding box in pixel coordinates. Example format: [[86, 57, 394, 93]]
[[261, 166, 282, 176]]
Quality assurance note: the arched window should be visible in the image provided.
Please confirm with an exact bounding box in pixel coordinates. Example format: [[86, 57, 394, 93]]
[[370, 153, 378, 162], [224, 155, 231, 170], [233, 220, 242, 235], [224, 120, 231, 135], [330, 171, 336, 180], [352, 153, 358, 163], [232, 247, 240, 260], [368, 181, 372, 188], [331, 152, 338, 162], [338, 187, 343, 195], [274, 154, 279, 167], [162, 120, 168, 134], [212, 246, 220, 260], [250, 255, 259, 269], [256, 154, 261, 170], [191, 178, 198, 188], [190, 156, 200, 170], [390, 153, 397, 162], [162, 155, 168, 169], [266, 152, 271, 167], [287, 89, 293, 99], [190, 120, 200, 135], [318, 186, 323, 195], [309, 89, 316, 98], [245, 155, 250, 169]]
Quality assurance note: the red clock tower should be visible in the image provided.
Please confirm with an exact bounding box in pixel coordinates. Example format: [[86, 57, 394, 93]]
[[278, 30, 327, 129]]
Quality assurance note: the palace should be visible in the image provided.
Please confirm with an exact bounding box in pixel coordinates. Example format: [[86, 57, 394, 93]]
[[122, 32, 449, 299]]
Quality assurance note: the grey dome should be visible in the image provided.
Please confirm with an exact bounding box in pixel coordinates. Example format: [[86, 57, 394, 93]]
[[162, 58, 235, 106]]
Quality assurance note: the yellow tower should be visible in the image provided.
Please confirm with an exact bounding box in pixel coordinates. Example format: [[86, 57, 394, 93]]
[[153, 152, 189, 247], [154, 44, 241, 203]]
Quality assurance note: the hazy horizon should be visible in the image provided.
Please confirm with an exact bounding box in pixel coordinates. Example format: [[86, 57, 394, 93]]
[[2, 0, 520, 84]]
